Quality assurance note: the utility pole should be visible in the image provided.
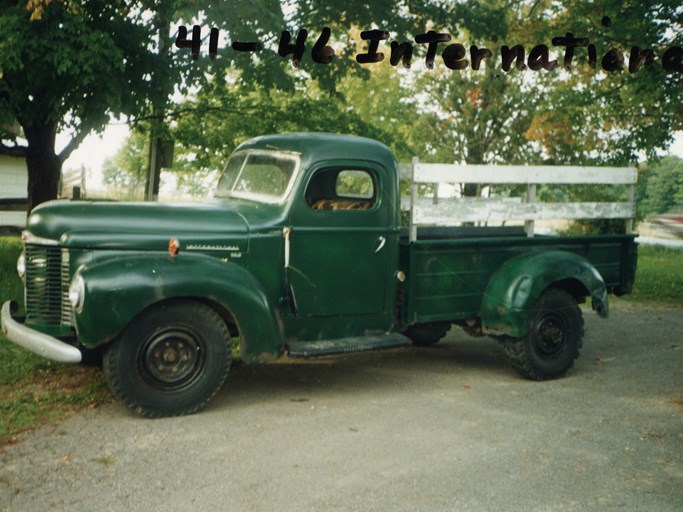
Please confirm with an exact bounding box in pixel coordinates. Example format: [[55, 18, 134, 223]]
[[145, 3, 172, 202]]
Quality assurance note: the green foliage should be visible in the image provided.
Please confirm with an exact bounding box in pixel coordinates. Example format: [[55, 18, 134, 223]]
[[0, 0, 156, 208], [637, 156, 683, 218], [166, 0, 555, 193], [169, 76, 415, 180], [154, 0, 681, 207], [519, 0, 682, 165], [0, 1, 154, 130], [102, 129, 149, 199], [3, 0, 681, 210], [0, 237, 23, 311], [413, 67, 541, 167]]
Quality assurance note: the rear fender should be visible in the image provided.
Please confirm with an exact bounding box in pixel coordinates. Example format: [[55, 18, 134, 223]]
[[480, 251, 608, 338], [74, 253, 282, 361]]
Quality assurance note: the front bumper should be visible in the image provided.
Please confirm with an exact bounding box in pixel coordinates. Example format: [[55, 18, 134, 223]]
[[1, 301, 82, 363]]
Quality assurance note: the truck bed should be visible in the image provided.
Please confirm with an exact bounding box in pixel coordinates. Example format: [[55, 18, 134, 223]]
[[398, 230, 638, 325]]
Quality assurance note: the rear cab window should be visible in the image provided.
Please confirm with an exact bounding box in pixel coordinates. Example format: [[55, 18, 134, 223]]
[[307, 168, 377, 211]]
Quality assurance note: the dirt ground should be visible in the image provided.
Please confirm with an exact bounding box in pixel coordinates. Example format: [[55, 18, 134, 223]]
[[1, 301, 682, 511]]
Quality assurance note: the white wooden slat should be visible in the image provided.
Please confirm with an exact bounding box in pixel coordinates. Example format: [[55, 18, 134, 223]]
[[401, 159, 636, 236], [413, 202, 635, 225], [401, 196, 523, 212], [412, 163, 637, 185]]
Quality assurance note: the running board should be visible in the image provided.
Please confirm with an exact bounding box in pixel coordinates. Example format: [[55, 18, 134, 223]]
[[287, 334, 412, 358]]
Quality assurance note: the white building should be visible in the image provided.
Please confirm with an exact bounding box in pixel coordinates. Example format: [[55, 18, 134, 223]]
[[0, 151, 28, 232]]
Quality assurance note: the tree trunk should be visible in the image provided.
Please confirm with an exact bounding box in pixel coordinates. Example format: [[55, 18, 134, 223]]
[[144, 4, 172, 201], [24, 123, 61, 211], [463, 133, 484, 198]]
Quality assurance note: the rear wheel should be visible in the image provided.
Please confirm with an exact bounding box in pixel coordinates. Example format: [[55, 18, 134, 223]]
[[405, 322, 451, 346], [501, 287, 584, 380], [103, 301, 232, 418]]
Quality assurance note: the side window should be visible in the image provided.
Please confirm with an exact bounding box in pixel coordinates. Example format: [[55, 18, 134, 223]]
[[306, 168, 377, 211]]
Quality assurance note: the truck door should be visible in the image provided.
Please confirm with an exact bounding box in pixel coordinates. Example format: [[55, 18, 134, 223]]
[[286, 164, 393, 317]]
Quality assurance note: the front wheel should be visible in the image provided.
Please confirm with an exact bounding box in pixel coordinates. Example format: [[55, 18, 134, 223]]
[[501, 287, 584, 381], [103, 301, 232, 418]]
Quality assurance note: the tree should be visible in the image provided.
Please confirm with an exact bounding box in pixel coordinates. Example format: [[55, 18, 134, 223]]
[[0, 0, 155, 210], [167, 0, 531, 184], [637, 156, 683, 218], [392, 0, 543, 200], [111, 0, 681, 208], [517, 0, 683, 165], [163, 2, 440, 180], [102, 129, 149, 197], [169, 78, 407, 176]]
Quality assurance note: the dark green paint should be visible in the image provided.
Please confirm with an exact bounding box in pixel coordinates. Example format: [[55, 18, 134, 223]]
[[480, 250, 608, 337], [398, 234, 636, 333], [18, 133, 637, 362], [75, 253, 282, 362]]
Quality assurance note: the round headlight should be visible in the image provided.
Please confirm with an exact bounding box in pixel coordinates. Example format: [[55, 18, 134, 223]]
[[68, 274, 86, 312], [17, 251, 26, 281]]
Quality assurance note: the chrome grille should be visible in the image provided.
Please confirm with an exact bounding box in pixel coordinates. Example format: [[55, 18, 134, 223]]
[[25, 244, 72, 327], [61, 249, 73, 325]]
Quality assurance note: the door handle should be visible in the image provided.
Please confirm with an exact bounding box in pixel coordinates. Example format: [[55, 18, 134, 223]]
[[283, 227, 292, 268], [375, 236, 386, 253]]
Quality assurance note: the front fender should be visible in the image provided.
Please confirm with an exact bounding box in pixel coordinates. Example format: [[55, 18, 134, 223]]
[[74, 253, 283, 360], [481, 250, 608, 338]]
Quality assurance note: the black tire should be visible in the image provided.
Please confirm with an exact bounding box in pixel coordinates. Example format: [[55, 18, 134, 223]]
[[405, 322, 451, 346], [501, 287, 584, 381], [79, 345, 105, 367], [103, 301, 232, 418]]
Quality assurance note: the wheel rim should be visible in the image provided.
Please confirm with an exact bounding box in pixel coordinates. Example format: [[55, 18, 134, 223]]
[[138, 327, 205, 390], [531, 312, 568, 359]]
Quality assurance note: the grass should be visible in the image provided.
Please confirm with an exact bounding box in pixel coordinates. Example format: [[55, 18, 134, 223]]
[[624, 244, 683, 306], [0, 236, 681, 446], [0, 237, 111, 447], [0, 237, 23, 313]]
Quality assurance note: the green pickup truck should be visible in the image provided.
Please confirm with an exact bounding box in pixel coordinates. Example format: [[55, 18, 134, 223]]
[[2, 133, 638, 417]]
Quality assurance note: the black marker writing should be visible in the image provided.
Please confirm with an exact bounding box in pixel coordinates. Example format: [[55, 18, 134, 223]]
[[356, 30, 389, 64], [175, 25, 201, 60], [551, 33, 589, 70], [442, 43, 468, 70], [278, 29, 307, 68], [662, 47, 683, 72], [175, 23, 683, 75], [390, 41, 413, 68], [501, 45, 526, 71], [312, 27, 335, 64], [414, 31, 451, 69]]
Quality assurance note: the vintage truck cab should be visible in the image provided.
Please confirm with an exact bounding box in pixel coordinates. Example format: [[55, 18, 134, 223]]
[[2, 133, 637, 417]]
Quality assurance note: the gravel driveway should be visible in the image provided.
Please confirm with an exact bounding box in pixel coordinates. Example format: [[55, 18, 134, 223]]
[[1, 302, 682, 511]]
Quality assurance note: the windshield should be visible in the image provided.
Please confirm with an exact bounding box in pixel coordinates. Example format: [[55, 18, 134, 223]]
[[215, 150, 300, 204]]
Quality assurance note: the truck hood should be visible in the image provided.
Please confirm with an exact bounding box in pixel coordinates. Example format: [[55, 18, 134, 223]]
[[26, 200, 250, 251]]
